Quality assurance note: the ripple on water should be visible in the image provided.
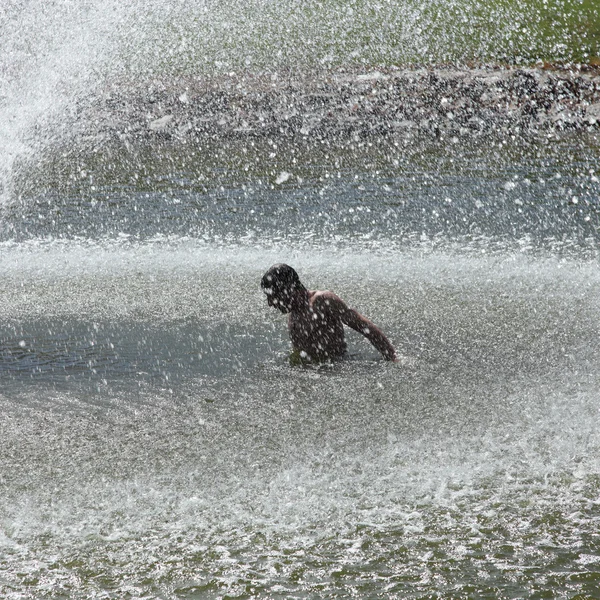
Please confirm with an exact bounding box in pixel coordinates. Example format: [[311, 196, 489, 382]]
[[1, 363, 600, 597]]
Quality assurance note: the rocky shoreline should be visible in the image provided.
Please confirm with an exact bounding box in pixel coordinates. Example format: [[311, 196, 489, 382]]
[[76, 67, 600, 145]]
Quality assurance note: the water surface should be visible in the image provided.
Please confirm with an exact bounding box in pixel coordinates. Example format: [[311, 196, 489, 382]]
[[2, 132, 600, 597], [2, 0, 600, 596]]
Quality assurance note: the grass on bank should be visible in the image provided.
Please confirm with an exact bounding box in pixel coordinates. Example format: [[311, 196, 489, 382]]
[[114, 0, 599, 76]]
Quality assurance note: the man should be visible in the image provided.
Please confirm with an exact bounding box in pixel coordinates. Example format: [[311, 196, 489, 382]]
[[261, 264, 397, 362]]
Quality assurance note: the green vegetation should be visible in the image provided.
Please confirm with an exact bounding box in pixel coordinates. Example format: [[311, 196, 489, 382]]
[[116, 0, 599, 75]]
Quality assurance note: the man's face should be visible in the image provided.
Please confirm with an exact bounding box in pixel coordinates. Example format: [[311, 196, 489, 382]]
[[264, 287, 293, 313]]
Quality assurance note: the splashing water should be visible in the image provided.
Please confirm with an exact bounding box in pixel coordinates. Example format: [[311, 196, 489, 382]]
[[1, 0, 597, 203], [1, 1, 600, 598], [0, 0, 136, 203]]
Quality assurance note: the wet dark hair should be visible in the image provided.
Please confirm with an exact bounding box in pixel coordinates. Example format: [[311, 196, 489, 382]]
[[261, 264, 305, 295]]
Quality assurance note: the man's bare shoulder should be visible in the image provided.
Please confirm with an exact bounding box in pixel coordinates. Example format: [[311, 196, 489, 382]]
[[309, 290, 347, 312]]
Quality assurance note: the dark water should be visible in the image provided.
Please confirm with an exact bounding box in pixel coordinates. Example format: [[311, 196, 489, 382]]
[[6, 136, 600, 247]]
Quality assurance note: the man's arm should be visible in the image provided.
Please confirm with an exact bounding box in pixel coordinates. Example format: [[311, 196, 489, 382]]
[[320, 292, 397, 361]]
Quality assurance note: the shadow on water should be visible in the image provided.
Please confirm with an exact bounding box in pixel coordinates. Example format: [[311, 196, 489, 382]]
[[0, 318, 279, 392]]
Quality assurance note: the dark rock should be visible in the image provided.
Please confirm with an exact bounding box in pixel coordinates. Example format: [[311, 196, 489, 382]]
[[73, 67, 600, 147]]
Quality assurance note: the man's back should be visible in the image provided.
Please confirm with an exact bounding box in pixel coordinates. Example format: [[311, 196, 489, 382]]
[[288, 291, 347, 360]]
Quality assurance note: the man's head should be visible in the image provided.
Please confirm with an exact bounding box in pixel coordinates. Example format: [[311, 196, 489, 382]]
[[261, 264, 305, 313]]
